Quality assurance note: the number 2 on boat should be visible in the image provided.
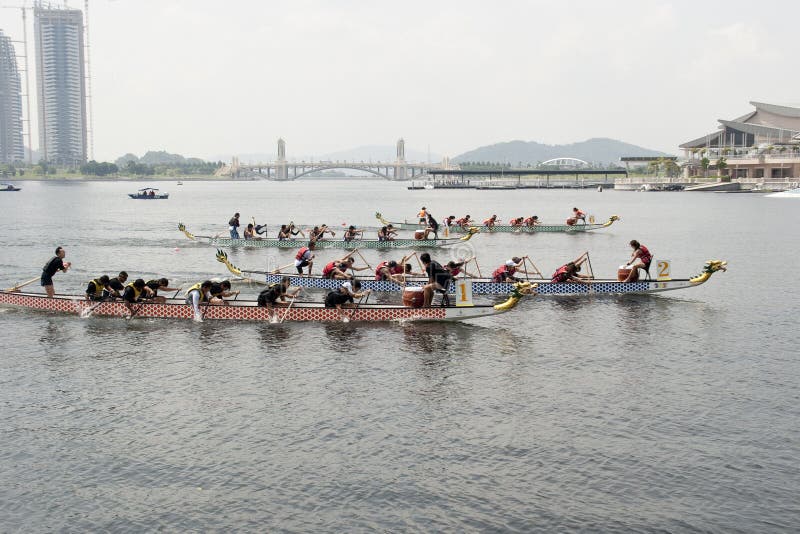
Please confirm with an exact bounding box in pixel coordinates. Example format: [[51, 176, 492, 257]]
[[456, 279, 474, 307], [657, 260, 671, 281]]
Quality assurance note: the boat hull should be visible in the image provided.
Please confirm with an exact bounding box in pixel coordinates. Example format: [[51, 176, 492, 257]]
[[448, 223, 607, 233], [190, 236, 464, 249], [0, 291, 510, 322], [129, 193, 169, 199], [260, 274, 710, 296]]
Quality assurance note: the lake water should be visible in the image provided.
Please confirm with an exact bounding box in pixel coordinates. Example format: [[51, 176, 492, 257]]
[[1, 180, 798, 531]]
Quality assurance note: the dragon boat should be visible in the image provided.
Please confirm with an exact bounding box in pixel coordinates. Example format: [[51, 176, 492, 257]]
[[0, 281, 534, 323], [217, 250, 727, 297], [375, 212, 620, 233], [178, 223, 478, 249]]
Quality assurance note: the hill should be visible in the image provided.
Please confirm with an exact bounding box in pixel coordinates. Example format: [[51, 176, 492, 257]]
[[452, 138, 673, 166]]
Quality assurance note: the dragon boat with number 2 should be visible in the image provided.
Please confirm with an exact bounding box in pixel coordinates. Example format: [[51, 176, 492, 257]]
[[0, 282, 534, 323], [216, 251, 727, 297], [375, 212, 620, 233], [178, 223, 478, 249]]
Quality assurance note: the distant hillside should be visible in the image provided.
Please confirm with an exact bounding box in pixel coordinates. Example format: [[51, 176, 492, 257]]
[[452, 138, 673, 166]]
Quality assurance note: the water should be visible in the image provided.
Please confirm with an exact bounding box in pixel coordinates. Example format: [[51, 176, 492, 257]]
[[1, 180, 798, 531]]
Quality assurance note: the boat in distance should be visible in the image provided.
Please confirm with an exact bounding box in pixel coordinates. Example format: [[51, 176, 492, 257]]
[[375, 212, 620, 233], [217, 250, 728, 297], [178, 223, 479, 249], [129, 187, 169, 199], [0, 282, 535, 323], [1, 183, 21, 191]]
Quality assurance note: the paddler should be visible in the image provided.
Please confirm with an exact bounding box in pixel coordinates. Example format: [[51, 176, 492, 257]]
[[144, 278, 181, 303], [456, 215, 473, 229], [567, 207, 586, 225], [210, 279, 239, 304], [324, 280, 370, 309], [295, 246, 315, 275], [343, 225, 363, 242], [551, 253, 592, 284], [122, 278, 155, 314], [492, 257, 531, 283], [257, 276, 300, 309], [322, 254, 370, 280], [524, 215, 540, 227], [185, 280, 213, 321], [41, 246, 71, 298], [108, 271, 128, 298], [483, 215, 498, 229], [85, 275, 112, 301], [377, 225, 398, 241], [510, 217, 524, 227]]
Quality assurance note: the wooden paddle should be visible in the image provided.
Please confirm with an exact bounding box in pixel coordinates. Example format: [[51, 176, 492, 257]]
[[271, 262, 295, 274], [5, 276, 40, 292]]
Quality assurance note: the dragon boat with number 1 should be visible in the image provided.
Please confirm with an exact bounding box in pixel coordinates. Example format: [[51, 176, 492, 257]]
[[178, 223, 478, 249], [0, 281, 535, 323], [375, 212, 620, 233], [216, 251, 728, 297]]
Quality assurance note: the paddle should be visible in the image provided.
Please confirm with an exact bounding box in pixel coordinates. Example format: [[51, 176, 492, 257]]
[[5, 276, 40, 292], [272, 262, 295, 274], [344, 291, 368, 322], [80, 299, 107, 319]]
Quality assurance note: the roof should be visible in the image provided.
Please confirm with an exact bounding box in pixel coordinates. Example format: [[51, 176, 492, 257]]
[[137, 188, 159, 191], [620, 156, 678, 162], [751, 101, 800, 118], [679, 131, 723, 149], [718, 120, 799, 141]]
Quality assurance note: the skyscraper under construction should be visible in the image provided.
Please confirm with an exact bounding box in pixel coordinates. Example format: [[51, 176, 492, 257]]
[[0, 29, 25, 164], [34, 5, 87, 166]]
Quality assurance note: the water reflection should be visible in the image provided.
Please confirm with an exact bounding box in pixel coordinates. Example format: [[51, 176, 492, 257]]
[[256, 322, 294, 349], [323, 322, 364, 351]]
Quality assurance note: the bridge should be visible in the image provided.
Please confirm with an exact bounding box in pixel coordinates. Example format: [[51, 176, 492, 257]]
[[217, 139, 452, 181]]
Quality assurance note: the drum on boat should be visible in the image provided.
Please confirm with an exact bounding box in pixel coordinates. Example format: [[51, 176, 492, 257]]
[[566, 217, 577, 226], [402, 287, 425, 308], [414, 230, 426, 240], [618, 265, 634, 282]]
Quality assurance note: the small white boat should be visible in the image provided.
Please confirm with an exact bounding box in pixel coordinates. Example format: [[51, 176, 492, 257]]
[[1, 183, 21, 192], [177, 181, 183, 186], [766, 187, 800, 198]]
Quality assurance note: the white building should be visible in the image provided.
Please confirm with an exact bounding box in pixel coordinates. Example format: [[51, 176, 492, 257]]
[[34, 6, 87, 166], [0, 30, 25, 164]]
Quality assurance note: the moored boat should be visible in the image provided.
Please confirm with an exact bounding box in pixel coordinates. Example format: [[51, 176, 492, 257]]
[[179, 223, 478, 249], [0, 282, 535, 322], [376, 212, 620, 233], [217, 250, 727, 297], [1, 183, 21, 192], [129, 188, 169, 199]]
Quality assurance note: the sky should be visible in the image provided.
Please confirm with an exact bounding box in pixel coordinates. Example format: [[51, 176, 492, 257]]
[[2, 0, 800, 162]]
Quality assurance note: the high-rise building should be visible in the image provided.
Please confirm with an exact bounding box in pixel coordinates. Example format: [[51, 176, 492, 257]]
[[0, 29, 25, 164], [34, 6, 87, 166]]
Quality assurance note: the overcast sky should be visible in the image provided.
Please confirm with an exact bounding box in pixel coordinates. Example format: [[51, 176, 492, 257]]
[[3, 0, 799, 161]]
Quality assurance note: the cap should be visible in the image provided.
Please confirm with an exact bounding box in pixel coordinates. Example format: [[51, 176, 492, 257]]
[[505, 260, 516, 267]]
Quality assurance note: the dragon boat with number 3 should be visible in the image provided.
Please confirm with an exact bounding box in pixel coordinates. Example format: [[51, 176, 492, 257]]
[[216, 250, 727, 297], [375, 212, 620, 233], [0, 282, 535, 323], [178, 223, 478, 249]]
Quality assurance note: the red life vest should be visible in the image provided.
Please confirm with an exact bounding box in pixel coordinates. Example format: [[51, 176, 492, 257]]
[[524, 217, 536, 226], [492, 265, 514, 282], [456, 217, 469, 226], [375, 261, 403, 280], [638, 245, 652, 266], [483, 218, 495, 225], [322, 261, 337, 277], [551, 265, 570, 283], [295, 247, 309, 261]]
